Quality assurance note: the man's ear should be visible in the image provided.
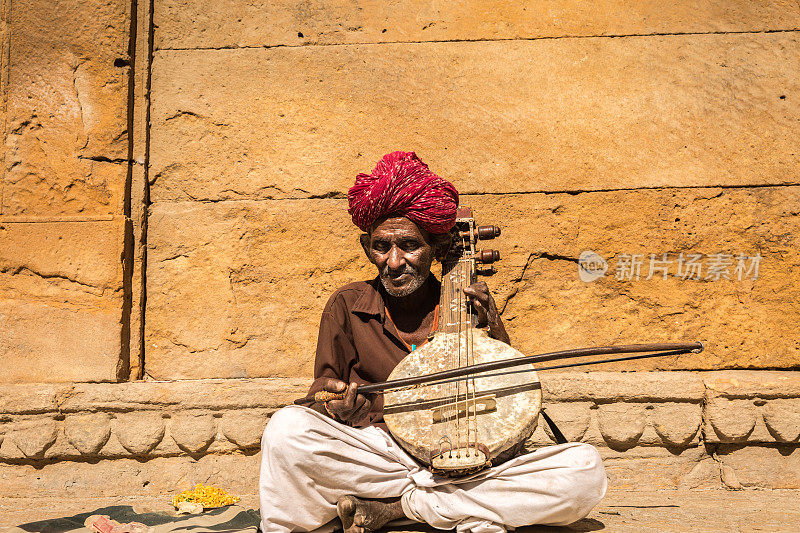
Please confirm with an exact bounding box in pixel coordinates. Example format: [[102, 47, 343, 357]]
[[359, 233, 373, 263]]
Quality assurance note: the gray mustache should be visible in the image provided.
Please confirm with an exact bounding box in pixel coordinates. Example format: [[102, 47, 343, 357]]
[[381, 265, 417, 278]]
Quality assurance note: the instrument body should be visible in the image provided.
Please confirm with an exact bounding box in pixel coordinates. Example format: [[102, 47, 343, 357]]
[[383, 207, 541, 476], [384, 331, 541, 475]]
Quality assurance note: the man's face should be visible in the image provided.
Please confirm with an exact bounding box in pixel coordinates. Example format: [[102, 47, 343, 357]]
[[361, 216, 437, 297]]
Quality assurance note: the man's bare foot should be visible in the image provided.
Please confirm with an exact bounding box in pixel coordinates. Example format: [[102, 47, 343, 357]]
[[337, 495, 405, 533]]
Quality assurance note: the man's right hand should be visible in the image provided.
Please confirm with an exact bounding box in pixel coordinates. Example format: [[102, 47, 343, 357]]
[[322, 379, 372, 425]]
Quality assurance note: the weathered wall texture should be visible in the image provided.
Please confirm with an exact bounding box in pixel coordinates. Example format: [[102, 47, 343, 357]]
[[147, 35, 800, 201], [0, 0, 799, 499], [146, 1, 800, 379], [0, 0, 132, 382]]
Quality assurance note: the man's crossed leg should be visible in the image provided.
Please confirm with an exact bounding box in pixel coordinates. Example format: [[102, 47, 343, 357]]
[[259, 406, 607, 533]]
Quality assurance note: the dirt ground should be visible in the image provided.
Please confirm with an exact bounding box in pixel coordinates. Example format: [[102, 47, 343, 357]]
[[3, 489, 800, 532]]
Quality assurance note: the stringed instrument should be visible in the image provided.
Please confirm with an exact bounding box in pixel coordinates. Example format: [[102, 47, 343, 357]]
[[301, 207, 704, 477], [382, 206, 540, 476]]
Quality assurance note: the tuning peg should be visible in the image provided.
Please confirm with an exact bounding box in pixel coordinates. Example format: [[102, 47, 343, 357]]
[[476, 250, 500, 264], [476, 225, 501, 240]]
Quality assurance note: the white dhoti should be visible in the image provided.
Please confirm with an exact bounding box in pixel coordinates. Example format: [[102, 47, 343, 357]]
[[259, 406, 606, 533]]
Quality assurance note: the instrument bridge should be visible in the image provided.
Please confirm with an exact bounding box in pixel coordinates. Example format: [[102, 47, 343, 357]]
[[431, 394, 497, 423]]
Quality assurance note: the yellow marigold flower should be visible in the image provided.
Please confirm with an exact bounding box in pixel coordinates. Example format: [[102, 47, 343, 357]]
[[172, 483, 240, 509]]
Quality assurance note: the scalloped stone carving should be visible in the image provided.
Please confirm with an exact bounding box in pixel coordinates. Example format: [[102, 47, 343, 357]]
[[221, 412, 269, 449], [652, 403, 702, 446], [763, 399, 800, 443], [64, 413, 112, 455], [10, 418, 58, 458], [170, 412, 217, 453], [598, 403, 647, 450], [539, 402, 591, 443], [116, 412, 166, 455], [707, 398, 757, 443]]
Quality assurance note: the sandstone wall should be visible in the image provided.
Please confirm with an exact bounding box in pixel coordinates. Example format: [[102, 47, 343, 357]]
[[2, 1, 797, 381], [146, 1, 800, 379], [0, 0, 799, 503], [0, 0, 134, 382]]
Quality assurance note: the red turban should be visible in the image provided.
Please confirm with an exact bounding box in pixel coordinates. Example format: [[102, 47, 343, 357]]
[[348, 151, 459, 234]]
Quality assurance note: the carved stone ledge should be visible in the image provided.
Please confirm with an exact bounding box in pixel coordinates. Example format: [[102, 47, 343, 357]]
[[0, 372, 797, 463], [528, 400, 702, 450], [703, 371, 800, 444], [715, 444, 800, 489], [541, 371, 705, 402], [0, 378, 306, 462]]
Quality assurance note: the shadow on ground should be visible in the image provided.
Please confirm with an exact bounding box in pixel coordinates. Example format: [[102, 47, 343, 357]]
[[384, 518, 605, 532], [13, 505, 260, 533], [13, 505, 602, 533]]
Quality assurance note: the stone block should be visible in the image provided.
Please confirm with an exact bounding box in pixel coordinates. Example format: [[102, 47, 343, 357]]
[[0, 383, 61, 414], [150, 33, 799, 200], [0, 454, 263, 498], [145, 199, 373, 379], [3, 0, 130, 216], [60, 378, 309, 412], [716, 444, 800, 489], [542, 372, 704, 402], [600, 446, 713, 490], [704, 371, 800, 399], [0, 300, 123, 383], [155, 0, 800, 49], [0, 219, 126, 382], [467, 188, 800, 370], [0, 379, 309, 462], [0, 218, 126, 289], [0, 373, 794, 493], [146, 185, 800, 375]]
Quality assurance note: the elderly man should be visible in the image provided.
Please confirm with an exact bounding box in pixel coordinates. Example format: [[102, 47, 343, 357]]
[[259, 152, 606, 533]]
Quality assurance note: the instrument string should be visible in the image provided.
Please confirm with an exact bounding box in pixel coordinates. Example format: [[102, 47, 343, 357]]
[[453, 259, 460, 456], [456, 260, 469, 457], [448, 263, 456, 458], [460, 239, 468, 457], [453, 262, 461, 457], [437, 224, 484, 463], [459, 256, 471, 456], [468, 255, 477, 455]]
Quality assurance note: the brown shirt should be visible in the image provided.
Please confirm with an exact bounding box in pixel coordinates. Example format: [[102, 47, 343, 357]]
[[300, 276, 440, 429]]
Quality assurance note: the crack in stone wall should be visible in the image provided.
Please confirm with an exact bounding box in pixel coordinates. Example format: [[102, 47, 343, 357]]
[[157, 28, 800, 51]]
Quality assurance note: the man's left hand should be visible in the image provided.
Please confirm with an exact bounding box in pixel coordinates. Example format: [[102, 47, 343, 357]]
[[463, 281, 511, 345]]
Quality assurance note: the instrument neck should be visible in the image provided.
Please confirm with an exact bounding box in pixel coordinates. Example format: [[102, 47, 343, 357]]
[[438, 254, 477, 333]]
